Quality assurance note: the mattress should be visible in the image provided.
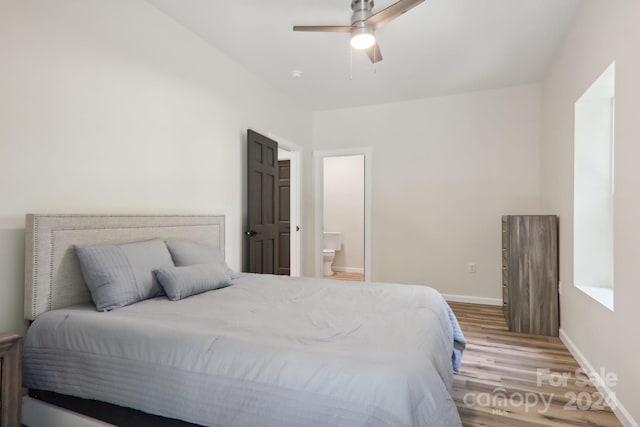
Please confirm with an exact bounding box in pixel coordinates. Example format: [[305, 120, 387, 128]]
[[24, 273, 463, 427]]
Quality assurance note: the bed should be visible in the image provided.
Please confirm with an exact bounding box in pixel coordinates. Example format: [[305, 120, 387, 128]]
[[22, 214, 464, 427]]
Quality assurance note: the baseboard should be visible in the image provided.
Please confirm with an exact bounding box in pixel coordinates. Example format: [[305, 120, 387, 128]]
[[22, 396, 112, 427], [331, 266, 364, 274], [441, 293, 502, 306], [559, 329, 639, 427]]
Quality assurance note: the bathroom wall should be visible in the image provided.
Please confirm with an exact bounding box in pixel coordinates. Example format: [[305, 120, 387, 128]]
[[323, 155, 365, 273]]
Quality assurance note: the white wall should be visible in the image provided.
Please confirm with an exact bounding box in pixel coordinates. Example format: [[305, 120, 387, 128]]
[[323, 155, 365, 272], [541, 0, 640, 423], [313, 84, 543, 300], [0, 0, 312, 335]]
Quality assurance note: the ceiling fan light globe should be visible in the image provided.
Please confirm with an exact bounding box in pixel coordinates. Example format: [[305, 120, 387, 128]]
[[351, 32, 375, 50]]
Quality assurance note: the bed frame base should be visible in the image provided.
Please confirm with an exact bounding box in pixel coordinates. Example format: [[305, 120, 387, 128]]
[[29, 390, 203, 427]]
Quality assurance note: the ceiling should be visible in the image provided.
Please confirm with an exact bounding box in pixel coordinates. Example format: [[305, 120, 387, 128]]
[[146, 0, 583, 111]]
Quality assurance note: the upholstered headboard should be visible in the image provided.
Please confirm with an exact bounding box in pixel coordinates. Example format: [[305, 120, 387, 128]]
[[24, 214, 225, 320]]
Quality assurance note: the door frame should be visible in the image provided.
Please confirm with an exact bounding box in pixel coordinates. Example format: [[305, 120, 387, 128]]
[[269, 133, 303, 277], [314, 147, 372, 281]]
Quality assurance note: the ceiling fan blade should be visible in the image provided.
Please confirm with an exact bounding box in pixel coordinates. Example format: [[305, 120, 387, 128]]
[[366, 0, 425, 30], [293, 25, 352, 33], [366, 42, 383, 64]]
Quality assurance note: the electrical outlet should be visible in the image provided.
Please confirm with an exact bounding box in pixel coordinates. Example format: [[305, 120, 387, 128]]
[[467, 263, 477, 274]]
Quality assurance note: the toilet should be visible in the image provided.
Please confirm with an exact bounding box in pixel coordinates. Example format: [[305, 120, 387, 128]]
[[323, 232, 342, 276]]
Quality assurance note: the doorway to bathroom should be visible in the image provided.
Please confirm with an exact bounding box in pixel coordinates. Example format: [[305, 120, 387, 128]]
[[314, 148, 372, 282]]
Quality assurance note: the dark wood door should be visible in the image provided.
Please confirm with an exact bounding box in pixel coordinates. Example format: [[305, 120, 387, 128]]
[[277, 160, 290, 275], [246, 130, 279, 274]]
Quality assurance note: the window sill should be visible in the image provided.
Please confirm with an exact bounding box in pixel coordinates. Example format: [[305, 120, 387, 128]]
[[575, 285, 614, 311]]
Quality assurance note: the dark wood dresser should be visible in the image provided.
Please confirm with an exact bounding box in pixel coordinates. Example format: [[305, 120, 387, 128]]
[[0, 333, 22, 427], [502, 215, 559, 336]]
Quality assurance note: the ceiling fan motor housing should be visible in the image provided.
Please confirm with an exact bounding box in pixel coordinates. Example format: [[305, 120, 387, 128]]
[[351, 0, 374, 25]]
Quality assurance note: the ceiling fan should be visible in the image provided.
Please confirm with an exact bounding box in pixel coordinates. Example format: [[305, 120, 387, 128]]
[[293, 0, 425, 64]]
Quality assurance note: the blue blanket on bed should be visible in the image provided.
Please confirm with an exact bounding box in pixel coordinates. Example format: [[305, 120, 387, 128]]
[[446, 304, 466, 372]]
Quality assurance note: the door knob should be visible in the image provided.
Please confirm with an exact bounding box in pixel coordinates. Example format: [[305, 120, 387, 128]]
[[245, 230, 258, 237]]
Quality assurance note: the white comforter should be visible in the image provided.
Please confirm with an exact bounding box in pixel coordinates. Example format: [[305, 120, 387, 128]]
[[24, 273, 462, 426]]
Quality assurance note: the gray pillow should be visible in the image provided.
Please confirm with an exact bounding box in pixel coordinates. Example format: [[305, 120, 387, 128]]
[[165, 240, 240, 279], [75, 239, 174, 311], [155, 263, 232, 301]]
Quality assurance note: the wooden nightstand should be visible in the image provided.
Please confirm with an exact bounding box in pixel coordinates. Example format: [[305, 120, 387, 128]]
[[0, 334, 22, 427]]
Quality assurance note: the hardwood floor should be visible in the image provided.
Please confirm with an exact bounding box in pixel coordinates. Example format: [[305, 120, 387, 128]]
[[324, 271, 365, 281], [449, 302, 622, 427]]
